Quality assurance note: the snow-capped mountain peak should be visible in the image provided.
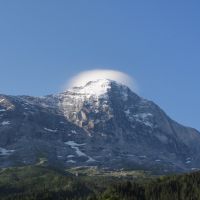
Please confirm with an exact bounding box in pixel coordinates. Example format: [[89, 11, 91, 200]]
[[1, 79, 200, 173], [68, 79, 114, 97]]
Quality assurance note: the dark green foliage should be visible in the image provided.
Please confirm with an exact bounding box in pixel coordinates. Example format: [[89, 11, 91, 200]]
[[0, 166, 93, 200], [102, 172, 200, 200], [0, 166, 200, 200], [102, 181, 145, 200]]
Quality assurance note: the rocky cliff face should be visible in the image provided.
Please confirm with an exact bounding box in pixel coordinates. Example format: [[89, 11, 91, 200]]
[[0, 79, 200, 173]]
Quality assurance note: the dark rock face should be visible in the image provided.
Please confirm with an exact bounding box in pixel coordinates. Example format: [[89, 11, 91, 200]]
[[0, 79, 200, 173]]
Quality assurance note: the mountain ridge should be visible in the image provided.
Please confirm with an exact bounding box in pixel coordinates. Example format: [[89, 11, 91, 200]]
[[0, 79, 200, 173]]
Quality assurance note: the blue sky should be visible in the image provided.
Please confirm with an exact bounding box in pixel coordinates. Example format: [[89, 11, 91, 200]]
[[0, 1, 200, 130]]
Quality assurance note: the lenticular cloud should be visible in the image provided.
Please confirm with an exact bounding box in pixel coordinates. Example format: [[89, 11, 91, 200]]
[[66, 69, 138, 92]]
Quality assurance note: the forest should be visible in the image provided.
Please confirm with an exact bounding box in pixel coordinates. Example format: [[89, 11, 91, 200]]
[[0, 165, 200, 200]]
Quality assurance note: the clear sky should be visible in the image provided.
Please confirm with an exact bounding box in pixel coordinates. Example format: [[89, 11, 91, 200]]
[[0, 1, 199, 130]]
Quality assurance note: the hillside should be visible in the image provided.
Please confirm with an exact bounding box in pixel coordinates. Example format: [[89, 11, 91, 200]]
[[0, 165, 200, 200]]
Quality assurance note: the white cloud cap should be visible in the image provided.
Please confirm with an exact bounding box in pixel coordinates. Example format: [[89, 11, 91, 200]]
[[66, 69, 138, 92]]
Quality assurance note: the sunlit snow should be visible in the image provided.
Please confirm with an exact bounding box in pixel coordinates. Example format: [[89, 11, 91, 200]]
[[66, 69, 137, 92], [0, 99, 5, 103]]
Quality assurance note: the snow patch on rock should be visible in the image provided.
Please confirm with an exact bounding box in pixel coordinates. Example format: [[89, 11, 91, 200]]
[[67, 155, 75, 158], [44, 128, 57, 133], [65, 141, 95, 162], [65, 141, 86, 157], [67, 160, 76, 163], [71, 130, 77, 134], [1, 121, 11, 126], [0, 147, 15, 156], [0, 99, 5, 103], [124, 109, 154, 128]]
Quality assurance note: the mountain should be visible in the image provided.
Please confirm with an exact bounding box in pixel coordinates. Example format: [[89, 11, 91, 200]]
[[0, 79, 200, 173]]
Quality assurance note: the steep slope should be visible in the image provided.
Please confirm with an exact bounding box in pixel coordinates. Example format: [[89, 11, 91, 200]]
[[0, 79, 200, 172]]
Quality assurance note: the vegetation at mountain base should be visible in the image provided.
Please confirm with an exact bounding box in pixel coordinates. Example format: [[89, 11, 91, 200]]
[[0, 165, 200, 200]]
